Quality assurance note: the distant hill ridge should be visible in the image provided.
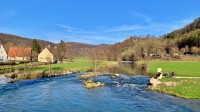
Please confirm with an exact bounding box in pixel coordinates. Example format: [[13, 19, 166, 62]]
[[164, 17, 200, 48], [0, 33, 108, 56], [165, 17, 200, 39], [0, 33, 56, 49]]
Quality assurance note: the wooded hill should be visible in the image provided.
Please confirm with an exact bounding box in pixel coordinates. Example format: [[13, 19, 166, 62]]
[[0, 33, 56, 51], [164, 17, 200, 48], [67, 42, 108, 56], [105, 17, 200, 61]]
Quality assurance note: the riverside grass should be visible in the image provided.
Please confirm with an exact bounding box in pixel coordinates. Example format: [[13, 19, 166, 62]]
[[139, 61, 200, 99], [143, 61, 200, 77], [2, 58, 117, 81], [155, 78, 200, 99], [29, 58, 117, 73]]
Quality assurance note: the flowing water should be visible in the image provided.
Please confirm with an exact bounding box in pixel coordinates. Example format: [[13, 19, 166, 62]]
[[100, 63, 147, 76], [0, 64, 200, 112]]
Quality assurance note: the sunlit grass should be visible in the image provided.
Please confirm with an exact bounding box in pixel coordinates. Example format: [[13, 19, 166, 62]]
[[141, 61, 200, 99], [156, 78, 200, 99], [29, 58, 117, 72], [145, 61, 200, 77]]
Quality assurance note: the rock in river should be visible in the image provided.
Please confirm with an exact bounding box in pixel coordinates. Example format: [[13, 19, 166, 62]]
[[84, 80, 105, 89], [111, 74, 120, 78]]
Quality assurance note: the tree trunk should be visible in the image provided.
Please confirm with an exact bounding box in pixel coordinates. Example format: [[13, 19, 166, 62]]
[[49, 62, 51, 75]]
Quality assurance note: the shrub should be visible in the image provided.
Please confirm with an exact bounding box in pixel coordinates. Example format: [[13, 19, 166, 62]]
[[0, 61, 16, 65]]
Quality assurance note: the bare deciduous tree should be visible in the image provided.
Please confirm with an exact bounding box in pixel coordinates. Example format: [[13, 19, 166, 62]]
[[180, 48, 186, 55], [56, 40, 67, 63], [66, 44, 75, 62], [191, 46, 198, 55], [4, 42, 14, 52], [185, 45, 189, 54], [169, 47, 180, 55], [88, 48, 105, 74]]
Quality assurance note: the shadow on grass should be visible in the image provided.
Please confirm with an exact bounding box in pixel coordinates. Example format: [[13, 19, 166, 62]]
[[51, 67, 63, 71], [30, 67, 46, 72]]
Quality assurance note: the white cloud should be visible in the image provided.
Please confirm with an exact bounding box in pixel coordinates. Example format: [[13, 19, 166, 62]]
[[56, 24, 76, 30], [104, 24, 158, 32], [56, 24, 97, 34], [74, 30, 97, 35], [44, 30, 124, 44], [131, 10, 152, 23]]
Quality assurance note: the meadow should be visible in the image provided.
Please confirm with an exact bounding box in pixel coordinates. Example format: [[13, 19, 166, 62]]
[[29, 58, 117, 72], [156, 78, 200, 99], [145, 61, 200, 77], [0, 58, 117, 78], [141, 61, 200, 99]]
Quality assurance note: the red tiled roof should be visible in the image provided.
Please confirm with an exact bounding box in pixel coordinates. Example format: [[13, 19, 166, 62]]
[[8, 47, 31, 57]]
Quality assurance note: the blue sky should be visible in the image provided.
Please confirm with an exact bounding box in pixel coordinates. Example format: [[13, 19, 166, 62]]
[[0, 0, 199, 44]]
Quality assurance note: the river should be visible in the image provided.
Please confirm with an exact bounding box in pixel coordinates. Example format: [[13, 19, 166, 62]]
[[0, 64, 200, 112]]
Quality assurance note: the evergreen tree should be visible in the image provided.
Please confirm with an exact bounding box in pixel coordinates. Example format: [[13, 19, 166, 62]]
[[31, 39, 41, 60]]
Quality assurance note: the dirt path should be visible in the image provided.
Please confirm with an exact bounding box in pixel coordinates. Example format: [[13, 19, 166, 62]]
[[174, 76, 200, 79]]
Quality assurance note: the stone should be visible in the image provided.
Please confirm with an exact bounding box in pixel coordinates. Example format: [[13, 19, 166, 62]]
[[111, 73, 120, 78], [114, 74, 120, 77], [77, 73, 102, 79], [150, 78, 162, 89], [84, 80, 105, 89]]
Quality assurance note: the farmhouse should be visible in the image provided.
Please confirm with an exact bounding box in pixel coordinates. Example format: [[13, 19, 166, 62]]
[[38, 48, 56, 63], [0, 43, 8, 62], [8, 47, 32, 61]]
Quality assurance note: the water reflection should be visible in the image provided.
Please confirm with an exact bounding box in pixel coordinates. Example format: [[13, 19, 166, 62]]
[[101, 63, 147, 76]]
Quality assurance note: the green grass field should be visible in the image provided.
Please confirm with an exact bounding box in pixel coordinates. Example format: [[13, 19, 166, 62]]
[[157, 78, 200, 99], [29, 59, 117, 72], [140, 61, 200, 99], [146, 61, 200, 77], [0, 62, 45, 74]]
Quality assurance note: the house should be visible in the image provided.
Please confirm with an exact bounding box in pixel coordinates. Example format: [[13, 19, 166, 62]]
[[8, 47, 32, 61], [38, 48, 56, 63], [0, 43, 8, 62]]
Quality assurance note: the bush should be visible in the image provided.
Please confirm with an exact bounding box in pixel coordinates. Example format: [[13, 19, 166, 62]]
[[0, 61, 16, 65], [18, 61, 30, 64]]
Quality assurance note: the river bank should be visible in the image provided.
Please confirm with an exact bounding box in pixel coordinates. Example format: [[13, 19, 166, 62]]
[[2, 59, 118, 83], [150, 77, 200, 99], [137, 60, 200, 99]]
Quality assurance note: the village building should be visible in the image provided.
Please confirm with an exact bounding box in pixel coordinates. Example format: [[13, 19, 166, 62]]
[[8, 47, 32, 61], [38, 48, 56, 63], [0, 43, 8, 62]]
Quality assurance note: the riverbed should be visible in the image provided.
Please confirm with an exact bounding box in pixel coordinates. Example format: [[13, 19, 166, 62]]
[[0, 72, 200, 112]]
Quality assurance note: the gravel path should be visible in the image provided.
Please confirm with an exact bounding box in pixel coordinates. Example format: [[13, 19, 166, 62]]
[[174, 76, 200, 78]]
